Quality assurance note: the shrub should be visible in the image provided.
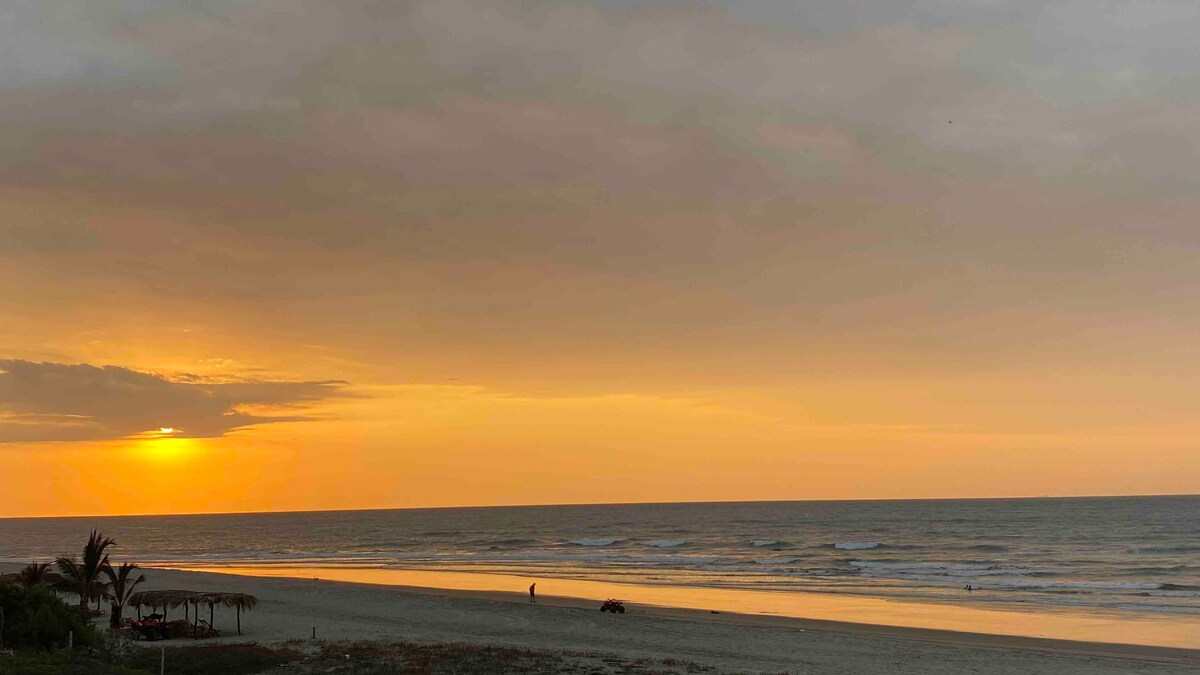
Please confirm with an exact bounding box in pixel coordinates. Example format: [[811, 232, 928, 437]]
[[0, 651, 146, 675], [0, 585, 98, 651], [121, 644, 299, 675]]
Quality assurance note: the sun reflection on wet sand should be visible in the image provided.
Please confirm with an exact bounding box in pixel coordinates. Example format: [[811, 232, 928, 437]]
[[176, 565, 1200, 650]]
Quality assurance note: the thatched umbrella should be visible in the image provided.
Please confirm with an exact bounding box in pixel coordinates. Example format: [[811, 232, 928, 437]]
[[127, 589, 258, 636], [128, 590, 196, 627], [195, 592, 259, 635]]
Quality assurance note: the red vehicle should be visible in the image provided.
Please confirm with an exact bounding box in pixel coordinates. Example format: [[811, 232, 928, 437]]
[[132, 616, 171, 641], [600, 599, 626, 613]]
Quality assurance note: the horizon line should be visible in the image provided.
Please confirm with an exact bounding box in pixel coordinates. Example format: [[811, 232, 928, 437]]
[[3, 490, 1198, 521]]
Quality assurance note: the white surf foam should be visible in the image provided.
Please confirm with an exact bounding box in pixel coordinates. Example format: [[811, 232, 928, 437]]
[[754, 556, 804, 565]]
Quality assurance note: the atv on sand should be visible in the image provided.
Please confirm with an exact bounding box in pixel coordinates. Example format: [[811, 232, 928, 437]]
[[600, 599, 626, 613]]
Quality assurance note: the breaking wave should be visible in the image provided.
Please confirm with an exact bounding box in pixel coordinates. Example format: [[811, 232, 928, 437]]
[[834, 541, 881, 550], [569, 538, 622, 547]]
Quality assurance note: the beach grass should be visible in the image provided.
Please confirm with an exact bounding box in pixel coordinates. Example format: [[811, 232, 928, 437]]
[[0, 644, 298, 675], [262, 640, 717, 674], [123, 643, 301, 675], [0, 651, 145, 675], [0, 641, 718, 675]]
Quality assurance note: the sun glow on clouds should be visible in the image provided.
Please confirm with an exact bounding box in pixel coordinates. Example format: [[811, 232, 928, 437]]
[[5, 0, 1200, 516], [135, 437, 195, 463]]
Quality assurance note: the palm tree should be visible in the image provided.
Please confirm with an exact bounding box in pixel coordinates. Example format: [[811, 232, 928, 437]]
[[55, 529, 116, 611], [17, 561, 58, 588], [103, 562, 146, 628]]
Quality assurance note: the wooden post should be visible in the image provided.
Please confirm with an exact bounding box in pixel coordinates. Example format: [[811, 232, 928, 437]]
[[185, 603, 188, 620], [236, 605, 241, 635], [209, 602, 214, 632], [192, 602, 198, 638]]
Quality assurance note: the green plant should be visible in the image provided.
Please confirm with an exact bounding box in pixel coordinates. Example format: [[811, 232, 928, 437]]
[[16, 562, 59, 589], [0, 650, 147, 674], [54, 530, 116, 611], [94, 629, 142, 666], [121, 643, 300, 675], [0, 584, 98, 651], [102, 563, 145, 629]]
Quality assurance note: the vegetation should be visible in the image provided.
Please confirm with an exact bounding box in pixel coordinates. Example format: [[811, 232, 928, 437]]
[[102, 563, 146, 629], [122, 643, 300, 675], [0, 650, 146, 675], [54, 530, 116, 612], [14, 563, 58, 590], [0, 643, 298, 675], [257, 641, 715, 675], [0, 585, 98, 651], [0, 531, 293, 674]]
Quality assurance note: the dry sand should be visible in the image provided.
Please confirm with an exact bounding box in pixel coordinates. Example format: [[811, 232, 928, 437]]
[[5, 563, 1199, 674]]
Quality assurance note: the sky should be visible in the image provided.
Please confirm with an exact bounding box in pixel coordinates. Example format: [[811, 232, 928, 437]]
[[3, 0, 1200, 516]]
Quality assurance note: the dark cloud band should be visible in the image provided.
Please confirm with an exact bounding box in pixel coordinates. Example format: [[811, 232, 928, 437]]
[[0, 359, 346, 443]]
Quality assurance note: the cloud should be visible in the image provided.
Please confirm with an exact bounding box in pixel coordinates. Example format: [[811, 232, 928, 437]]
[[0, 359, 346, 442]]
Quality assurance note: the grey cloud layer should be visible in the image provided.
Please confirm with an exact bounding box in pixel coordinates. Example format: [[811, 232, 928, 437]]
[[4, 0, 1200, 373], [0, 360, 345, 442], [4, 1, 1199, 211]]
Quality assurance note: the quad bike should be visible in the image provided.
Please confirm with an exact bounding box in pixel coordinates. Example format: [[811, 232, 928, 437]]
[[600, 599, 626, 613], [132, 617, 171, 641]]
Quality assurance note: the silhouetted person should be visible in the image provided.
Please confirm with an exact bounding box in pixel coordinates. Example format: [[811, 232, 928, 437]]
[[529, 582, 536, 603]]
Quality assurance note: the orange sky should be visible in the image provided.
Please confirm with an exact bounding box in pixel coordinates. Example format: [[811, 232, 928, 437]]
[[4, 1, 1200, 516]]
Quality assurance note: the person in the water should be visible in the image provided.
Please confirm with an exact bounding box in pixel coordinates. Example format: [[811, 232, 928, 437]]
[[529, 582, 536, 603]]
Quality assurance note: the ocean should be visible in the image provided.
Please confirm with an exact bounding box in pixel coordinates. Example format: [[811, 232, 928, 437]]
[[3, 496, 1198, 617]]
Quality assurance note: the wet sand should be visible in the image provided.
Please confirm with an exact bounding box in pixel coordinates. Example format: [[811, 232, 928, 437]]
[[4, 563, 1198, 674]]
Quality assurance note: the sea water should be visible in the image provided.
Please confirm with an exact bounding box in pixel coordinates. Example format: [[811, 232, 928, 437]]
[[2, 496, 1198, 616]]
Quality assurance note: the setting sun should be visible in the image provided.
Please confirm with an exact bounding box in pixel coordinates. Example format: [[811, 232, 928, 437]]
[[2, 1, 1200, 669]]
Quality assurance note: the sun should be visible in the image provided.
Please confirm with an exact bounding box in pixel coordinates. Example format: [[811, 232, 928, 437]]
[[159, 427, 176, 434], [133, 436, 198, 464]]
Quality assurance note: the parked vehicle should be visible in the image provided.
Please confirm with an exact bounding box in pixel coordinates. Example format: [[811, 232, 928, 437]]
[[132, 617, 171, 640], [600, 599, 626, 613]]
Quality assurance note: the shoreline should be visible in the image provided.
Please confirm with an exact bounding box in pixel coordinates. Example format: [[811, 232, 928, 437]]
[[174, 564, 1200, 654], [4, 562, 1199, 673]]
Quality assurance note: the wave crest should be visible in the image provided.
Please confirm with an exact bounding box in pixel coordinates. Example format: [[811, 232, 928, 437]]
[[834, 541, 881, 550], [645, 539, 687, 548]]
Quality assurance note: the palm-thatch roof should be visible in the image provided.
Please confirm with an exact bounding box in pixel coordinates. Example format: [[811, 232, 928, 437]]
[[127, 589, 258, 610], [197, 591, 259, 611], [127, 589, 199, 609]]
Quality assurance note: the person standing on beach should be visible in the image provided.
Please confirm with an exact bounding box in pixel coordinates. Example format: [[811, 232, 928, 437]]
[[529, 582, 536, 603]]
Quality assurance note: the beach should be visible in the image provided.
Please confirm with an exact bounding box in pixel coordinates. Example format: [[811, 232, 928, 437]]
[[5, 563, 1196, 674]]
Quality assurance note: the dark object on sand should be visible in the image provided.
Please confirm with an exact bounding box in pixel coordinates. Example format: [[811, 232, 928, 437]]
[[600, 599, 625, 613], [132, 618, 171, 641]]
